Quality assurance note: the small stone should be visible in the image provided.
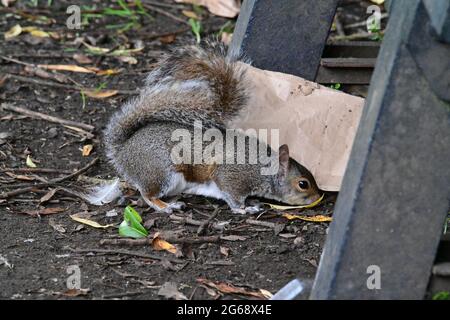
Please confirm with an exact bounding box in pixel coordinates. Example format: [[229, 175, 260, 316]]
[[105, 209, 118, 217], [47, 127, 58, 139]]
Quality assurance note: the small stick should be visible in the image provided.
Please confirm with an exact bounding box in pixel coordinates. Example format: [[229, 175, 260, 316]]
[[246, 219, 285, 234], [344, 13, 389, 30], [0, 168, 73, 174], [142, 1, 187, 9], [197, 207, 220, 236], [139, 27, 190, 40], [67, 247, 184, 263], [0, 158, 98, 199], [245, 219, 277, 229], [142, 4, 189, 25], [1, 103, 94, 132], [99, 235, 220, 246], [329, 30, 385, 42], [102, 291, 145, 299], [170, 214, 224, 231], [205, 260, 235, 266], [3, 73, 138, 96]]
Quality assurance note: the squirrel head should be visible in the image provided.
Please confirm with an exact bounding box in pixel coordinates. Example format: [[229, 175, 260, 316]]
[[274, 144, 321, 206]]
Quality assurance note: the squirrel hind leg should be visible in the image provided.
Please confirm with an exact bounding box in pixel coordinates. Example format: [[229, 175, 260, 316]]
[[141, 194, 185, 214]]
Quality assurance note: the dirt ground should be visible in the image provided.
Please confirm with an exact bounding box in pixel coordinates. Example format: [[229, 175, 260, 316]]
[[0, 0, 381, 300]]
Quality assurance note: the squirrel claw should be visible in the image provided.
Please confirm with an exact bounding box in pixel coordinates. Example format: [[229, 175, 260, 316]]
[[158, 201, 186, 214]]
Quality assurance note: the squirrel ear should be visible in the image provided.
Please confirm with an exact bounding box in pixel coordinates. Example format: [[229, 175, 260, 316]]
[[278, 144, 290, 179]]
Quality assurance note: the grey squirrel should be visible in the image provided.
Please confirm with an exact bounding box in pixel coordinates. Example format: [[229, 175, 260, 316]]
[[104, 41, 321, 214]]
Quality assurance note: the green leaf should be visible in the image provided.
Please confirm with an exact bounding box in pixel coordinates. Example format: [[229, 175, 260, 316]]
[[432, 291, 450, 300], [188, 18, 202, 44], [119, 206, 148, 238], [124, 205, 142, 223], [118, 221, 147, 239]]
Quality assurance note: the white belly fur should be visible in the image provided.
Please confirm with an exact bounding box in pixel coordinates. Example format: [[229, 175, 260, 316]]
[[165, 172, 227, 201]]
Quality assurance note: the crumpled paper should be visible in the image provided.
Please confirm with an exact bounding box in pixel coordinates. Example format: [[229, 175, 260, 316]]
[[229, 64, 364, 191]]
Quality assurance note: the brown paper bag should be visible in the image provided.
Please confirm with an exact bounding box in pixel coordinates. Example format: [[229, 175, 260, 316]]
[[229, 64, 365, 191]]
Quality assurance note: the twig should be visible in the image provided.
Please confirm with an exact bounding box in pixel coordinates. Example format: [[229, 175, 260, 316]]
[[246, 219, 285, 234], [139, 27, 191, 40], [142, 3, 189, 25], [246, 219, 277, 228], [67, 247, 184, 263], [102, 291, 145, 299], [99, 234, 220, 246], [197, 207, 220, 236], [205, 260, 235, 266], [170, 214, 224, 231], [0, 168, 73, 174], [3, 73, 138, 95], [0, 158, 99, 199], [329, 30, 385, 42], [344, 13, 389, 30], [1, 103, 95, 132], [141, 1, 187, 9]]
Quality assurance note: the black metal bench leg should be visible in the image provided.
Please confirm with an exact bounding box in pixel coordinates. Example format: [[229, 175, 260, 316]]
[[310, 0, 450, 299], [228, 0, 338, 80]]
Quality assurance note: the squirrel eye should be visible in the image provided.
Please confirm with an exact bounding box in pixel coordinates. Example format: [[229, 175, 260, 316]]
[[298, 180, 309, 190]]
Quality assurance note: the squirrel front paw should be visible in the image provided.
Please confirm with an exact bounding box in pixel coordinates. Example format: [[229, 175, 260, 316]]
[[142, 196, 186, 214], [157, 201, 185, 214]]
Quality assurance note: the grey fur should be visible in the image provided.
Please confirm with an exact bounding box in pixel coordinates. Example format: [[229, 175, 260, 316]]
[[104, 41, 321, 212]]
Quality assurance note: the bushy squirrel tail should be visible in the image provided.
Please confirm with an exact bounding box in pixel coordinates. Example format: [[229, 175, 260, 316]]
[[104, 40, 249, 161]]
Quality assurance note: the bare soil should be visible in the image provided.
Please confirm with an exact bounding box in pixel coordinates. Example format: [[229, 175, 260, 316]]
[[0, 0, 378, 300]]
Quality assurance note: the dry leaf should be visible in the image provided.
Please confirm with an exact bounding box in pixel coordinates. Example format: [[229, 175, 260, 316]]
[[40, 188, 58, 203], [197, 278, 272, 299], [49, 218, 66, 233], [24, 207, 65, 216], [200, 285, 219, 297], [117, 56, 138, 64], [182, 10, 200, 19], [282, 214, 332, 222], [4, 24, 22, 39], [72, 54, 93, 64], [21, 26, 38, 32], [82, 41, 110, 54], [176, 0, 240, 18], [109, 48, 144, 56], [37, 64, 98, 73], [82, 89, 118, 99], [69, 214, 114, 229], [152, 234, 178, 254], [24, 65, 69, 83], [60, 288, 90, 297], [264, 194, 325, 211], [4, 172, 34, 181], [158, 34, 176, 44], [220, 235, 246, 241], [2, 0, 16, 7], [278, 233, 297, 238], [220, 246, 230, 257], [158, 282, 188, 300], [30, 30, 50, 37], [26, 155, 37, 168], [82, 144, 93, 156], [95, 69, 120, 76]]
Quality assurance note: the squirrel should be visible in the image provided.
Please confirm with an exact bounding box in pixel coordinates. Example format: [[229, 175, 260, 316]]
[[104, 41, 321, 214]]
